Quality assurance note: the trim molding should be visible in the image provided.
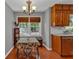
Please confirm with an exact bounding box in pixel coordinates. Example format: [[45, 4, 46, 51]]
[[5, 46, 14, 58], [43, 44, 52, 51]]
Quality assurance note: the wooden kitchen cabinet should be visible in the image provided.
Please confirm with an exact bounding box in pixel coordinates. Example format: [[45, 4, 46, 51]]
[[51, 35, 73, 56], [18, 17, 29, 22], [61, 36, 73, 56], [52, 35, 61, 55], [54, 11, 63, 26], [62, 11, 69, 26], [66, 4, 73, 14], [51, 4, 63, 26], [18, 17, 40, 23], [51, 4, 73, 26], [30, 17, 40, 22]]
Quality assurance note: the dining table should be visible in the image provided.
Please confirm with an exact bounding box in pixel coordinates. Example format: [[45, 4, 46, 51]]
[[16, 37, 40, 59]]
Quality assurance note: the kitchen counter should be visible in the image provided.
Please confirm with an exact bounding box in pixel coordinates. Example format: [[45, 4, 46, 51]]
[[51, 27, 73, 36], [51, 32, 72, 36]]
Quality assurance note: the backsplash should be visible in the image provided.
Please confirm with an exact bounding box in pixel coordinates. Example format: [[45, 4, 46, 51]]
[[50, 26, 73, 35], [50, 27, 65, 34]]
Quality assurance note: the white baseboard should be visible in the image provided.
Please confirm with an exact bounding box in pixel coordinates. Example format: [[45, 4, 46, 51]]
[[43, 44, 52, 51], [5, 46, 14, 58]]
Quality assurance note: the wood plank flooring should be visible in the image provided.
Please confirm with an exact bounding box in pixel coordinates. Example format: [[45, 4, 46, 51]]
[[6, 47, 73, 59]]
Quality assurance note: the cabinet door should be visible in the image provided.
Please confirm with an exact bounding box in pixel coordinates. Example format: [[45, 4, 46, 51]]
[[70, 6, 73, 14], [51, 7, 56, 26], [55, 4, 63, 11], [63, 5, 70, 11], [51, 4, 63, 26], [52, 36, 61, 54], [51, 7, 54, 26], [62, 11, 69, 26], [55, 11, 63, 26], [61, 36, 73, 56]]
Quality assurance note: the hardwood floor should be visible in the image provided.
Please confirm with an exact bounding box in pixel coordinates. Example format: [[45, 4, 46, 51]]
[[6, 47, 73, 59]]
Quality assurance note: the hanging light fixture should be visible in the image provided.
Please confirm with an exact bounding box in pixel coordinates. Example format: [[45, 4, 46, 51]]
[[22, 0, 37, 15]]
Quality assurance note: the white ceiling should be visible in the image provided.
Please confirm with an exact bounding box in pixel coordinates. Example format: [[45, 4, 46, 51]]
[[5, 0, 73, 12]]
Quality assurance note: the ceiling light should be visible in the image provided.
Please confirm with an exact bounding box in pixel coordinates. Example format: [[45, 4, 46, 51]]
[[32, 6, 36, 10], [22, 6, 26, 10], [22, 0, 37, 15]]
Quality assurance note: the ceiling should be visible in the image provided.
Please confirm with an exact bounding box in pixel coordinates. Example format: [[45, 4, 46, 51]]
[[5, 0, 73, 12]]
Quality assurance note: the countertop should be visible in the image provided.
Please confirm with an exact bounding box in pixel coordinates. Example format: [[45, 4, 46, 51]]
[[51, 27, 73, 36]]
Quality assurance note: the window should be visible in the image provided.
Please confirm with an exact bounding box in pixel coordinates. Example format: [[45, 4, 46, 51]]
[[19, 22, 28, 28], [31, 23, 40, 32], [18, 17, 41, 36], [19, 22, 30, 35]]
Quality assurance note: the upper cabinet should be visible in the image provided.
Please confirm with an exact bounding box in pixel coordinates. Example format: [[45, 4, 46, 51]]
[[18, 17, 29, 22], [18, 17, 40, 23], [30, 17, 40, 22], [51, 4, 73, 26]]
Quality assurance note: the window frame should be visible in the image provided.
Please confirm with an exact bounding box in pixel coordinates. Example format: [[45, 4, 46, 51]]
[[16, 16, 42, 36]]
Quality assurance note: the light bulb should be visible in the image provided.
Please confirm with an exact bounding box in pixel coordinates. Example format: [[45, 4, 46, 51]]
[[22, 6, 26, 10], [32, 6, 36, 10]]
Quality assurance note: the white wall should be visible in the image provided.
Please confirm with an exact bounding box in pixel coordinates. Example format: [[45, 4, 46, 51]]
[[14, 12, 44, 21], [5, 4, 51, 52], [13, 9, 51, 49], [43, 8, 51, 49], [14, 12, 45, 37], [5, 3, 14, 55], [5, 4, 51, 53], [14, 12, 49, 49]]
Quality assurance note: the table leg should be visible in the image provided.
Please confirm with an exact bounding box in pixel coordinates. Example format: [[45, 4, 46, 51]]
[[36, 47, 40, 59], [16, 48, 19, 59]]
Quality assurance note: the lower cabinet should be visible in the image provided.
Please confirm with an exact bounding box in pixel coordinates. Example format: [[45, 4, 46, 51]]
[[51, 35, 73, 56]]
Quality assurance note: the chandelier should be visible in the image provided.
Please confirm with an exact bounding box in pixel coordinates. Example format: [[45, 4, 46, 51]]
[[22, 0, 36, 15]]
